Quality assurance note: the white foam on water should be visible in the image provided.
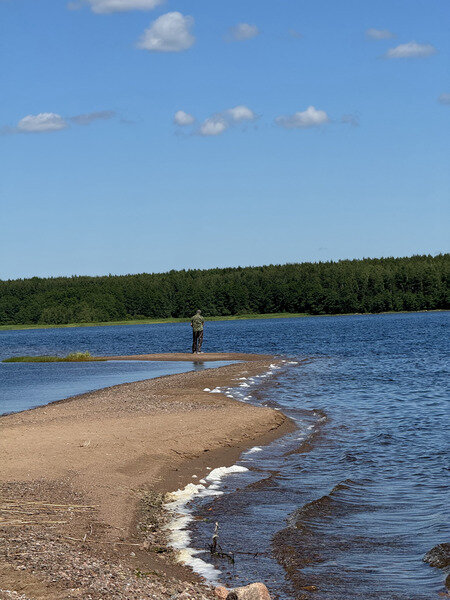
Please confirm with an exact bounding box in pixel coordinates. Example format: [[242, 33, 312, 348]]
[[205, 464, 249, 482], [164, 464, 252, 582], [166, 482, 204, 508], [245, 446, 263, 454], [203, 388, 211, 392], [164, 482, 221, 580], [209, 388, 222, 393], [164, 485, 204, 544], [239, 382, 250, 388], [176, 548, 221, 581]]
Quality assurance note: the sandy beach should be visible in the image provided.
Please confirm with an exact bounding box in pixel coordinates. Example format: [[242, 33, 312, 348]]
[[0, 353, 295, 600]]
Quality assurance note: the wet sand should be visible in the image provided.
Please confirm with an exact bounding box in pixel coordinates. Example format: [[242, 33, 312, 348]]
[[0, 353, 295, 600]]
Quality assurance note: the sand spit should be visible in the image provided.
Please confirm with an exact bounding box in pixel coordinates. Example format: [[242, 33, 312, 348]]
[[0, 354, 295, 599]]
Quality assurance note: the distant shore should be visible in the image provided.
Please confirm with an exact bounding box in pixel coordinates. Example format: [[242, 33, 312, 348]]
[[0, 353, 295, 599], [0, 309, 445, 332]]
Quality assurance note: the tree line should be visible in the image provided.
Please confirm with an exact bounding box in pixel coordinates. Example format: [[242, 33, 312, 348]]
[[0, 254, 448, 326]]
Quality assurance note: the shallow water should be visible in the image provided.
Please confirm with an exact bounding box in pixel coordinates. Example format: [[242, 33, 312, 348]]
[[0, 312, 448, 598], [0, 359, 233, 415]]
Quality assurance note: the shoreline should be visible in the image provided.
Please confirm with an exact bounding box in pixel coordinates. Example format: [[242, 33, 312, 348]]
[[0, 309, 445, 332], [0, 353, 296, 600]]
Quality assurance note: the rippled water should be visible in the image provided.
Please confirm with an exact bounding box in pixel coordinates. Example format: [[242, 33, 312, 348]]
[[0, 312, 448, 598]]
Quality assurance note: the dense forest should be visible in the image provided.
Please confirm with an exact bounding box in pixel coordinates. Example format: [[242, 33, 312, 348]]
[[0, 255, 448, 326]]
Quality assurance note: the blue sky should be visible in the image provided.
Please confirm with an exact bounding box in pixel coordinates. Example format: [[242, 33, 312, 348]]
[[1, 0, 449, 279]]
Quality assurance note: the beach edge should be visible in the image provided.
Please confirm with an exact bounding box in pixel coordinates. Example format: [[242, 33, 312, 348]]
[[0, 353, 297, 600]]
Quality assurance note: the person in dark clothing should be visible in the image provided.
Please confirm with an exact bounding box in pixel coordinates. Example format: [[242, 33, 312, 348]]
[[190, 310, 205, 353]]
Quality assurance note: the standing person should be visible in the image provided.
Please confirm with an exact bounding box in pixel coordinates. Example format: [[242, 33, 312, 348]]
[[190, 309, 205, 354]]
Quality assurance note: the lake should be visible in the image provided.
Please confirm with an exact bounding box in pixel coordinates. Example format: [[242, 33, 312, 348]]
[[0, 312, 448, 599]]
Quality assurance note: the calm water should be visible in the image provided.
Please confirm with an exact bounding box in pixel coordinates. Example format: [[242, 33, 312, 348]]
[[0, 312, 448, 598], [0, 360, 234, 415]]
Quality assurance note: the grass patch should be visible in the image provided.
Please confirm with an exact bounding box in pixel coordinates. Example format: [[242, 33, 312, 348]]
[[2, 351, 105, 363]]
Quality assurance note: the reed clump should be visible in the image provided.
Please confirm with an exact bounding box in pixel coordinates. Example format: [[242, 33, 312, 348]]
[[2, 351, 104, 363]]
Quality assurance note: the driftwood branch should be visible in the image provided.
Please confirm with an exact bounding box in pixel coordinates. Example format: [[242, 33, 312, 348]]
[[210, 521, 218, 553], [208, 522, 235, 564]]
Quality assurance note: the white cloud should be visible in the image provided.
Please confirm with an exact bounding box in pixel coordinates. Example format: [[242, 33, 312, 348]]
[[438, 93, 450, 105], [199, 117, 228, 137], [275, 106, 329, 130], [174, 110, 195, 126], [3, 109, 116, 135], [224, 105, 256, 122], [137, 12, 195, 52], [366, 28, 395, 40], [17, 113, 68, 133], [228, 23, 259, 41], [198, 105, 256, 136], [384, 41, 437, 59], [70, 110, 116, 125], [80, 0, 164, 13]]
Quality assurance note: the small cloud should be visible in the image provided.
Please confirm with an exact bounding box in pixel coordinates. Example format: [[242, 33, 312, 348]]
[[224, 105, 255, 122], [137, 11, 195, 52], [198, 105, 256, 136], [199, 117, 228, 137], [438, 93, 450, 105], [17, 113, 68, 133], [76, 0, 165, 13], [288, 29, 303, 39], [70, 110, 116, 125], [384, 41, 437, 59], [341, 113, 360, 127], [3, 109, 117, 135], [174, 110, 195, 126], [366, 28, 395, 40], [275, 106, 329, 130], [228, 23, 259, 42]]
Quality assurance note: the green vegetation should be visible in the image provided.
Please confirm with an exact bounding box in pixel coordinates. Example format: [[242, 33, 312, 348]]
[[2, 351, 103, 363], [0, 255, 448, 328]]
